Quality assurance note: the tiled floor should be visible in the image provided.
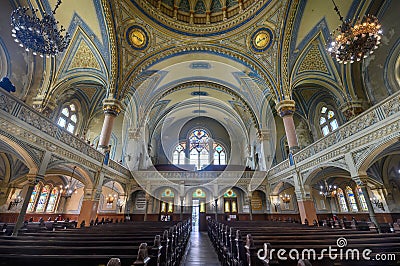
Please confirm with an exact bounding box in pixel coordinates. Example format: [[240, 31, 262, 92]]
[[182, 229, 221, 266]]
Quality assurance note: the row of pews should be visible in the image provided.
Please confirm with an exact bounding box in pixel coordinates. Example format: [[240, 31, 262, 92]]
[[0, 220, 191, 266], [208, 219, 400, 266]]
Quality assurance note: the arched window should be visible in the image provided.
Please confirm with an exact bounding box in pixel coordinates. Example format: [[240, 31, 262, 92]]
[[45, 187, 60, 212], [345, 186, 358, 212], [36, 185, 50, 212], [224, 189, 237, 213], [27, 184, 40, 212], [189, 129, 210, 170], [213, 143, 226, 165], [57, 103, 78, 134], [172, 143, 186, 165], [336, 188, 348, 212], [319, 106, 339, 136], [160, 189, 174, 214], [356, 185, 368, 211]]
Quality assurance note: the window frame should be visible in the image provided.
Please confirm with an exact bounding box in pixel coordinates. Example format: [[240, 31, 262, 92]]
[[57, 103, 78, 134]]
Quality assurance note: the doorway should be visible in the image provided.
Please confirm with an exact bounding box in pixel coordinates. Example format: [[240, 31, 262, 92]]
[[192, 199, 199, 231]]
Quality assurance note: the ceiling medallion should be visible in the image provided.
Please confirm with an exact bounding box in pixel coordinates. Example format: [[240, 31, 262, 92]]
[[126, 25, 149, 50], [249, 27, 274, 53]]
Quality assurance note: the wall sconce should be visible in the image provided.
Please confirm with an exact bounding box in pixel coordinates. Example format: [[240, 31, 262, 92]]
[[8, 195, 23, 210], [370, 197, 385, 211]]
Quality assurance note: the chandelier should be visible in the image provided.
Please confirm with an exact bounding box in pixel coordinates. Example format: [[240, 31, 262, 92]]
[[319, 180, 337, 198], [106, 182, 118, 205], [60, 166, 78, 198], [11, 0, 71, 57], [280, 194, 291, 204], [327, 0, 382, 64]]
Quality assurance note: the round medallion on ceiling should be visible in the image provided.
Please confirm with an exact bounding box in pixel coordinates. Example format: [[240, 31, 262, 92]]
[[126, 25, 149, 50], [249, 27, 274, 53]]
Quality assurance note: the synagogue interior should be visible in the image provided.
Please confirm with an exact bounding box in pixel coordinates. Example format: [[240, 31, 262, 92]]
[[0, 0, 399, 265]]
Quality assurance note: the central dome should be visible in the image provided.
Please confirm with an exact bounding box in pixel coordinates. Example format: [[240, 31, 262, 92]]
[[132, 0, 273, 36]]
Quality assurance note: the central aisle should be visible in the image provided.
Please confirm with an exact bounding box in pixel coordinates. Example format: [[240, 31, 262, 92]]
[[182, 230, 221, 266]]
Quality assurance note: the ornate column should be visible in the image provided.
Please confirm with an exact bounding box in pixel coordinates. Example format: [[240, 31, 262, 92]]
[[214, 198, 218, 221], [180, 196, 184, 221], [293, 168, 317, 225], [276, 100, 299, 153], [144, 193, 151, 221], [248, 193, 253, 221], [257, 129, 272, 171], [77, 187, 100, 227], [12, 174, 44, 236], [98, 98, 122, 151], [353, 176, 381, 233]]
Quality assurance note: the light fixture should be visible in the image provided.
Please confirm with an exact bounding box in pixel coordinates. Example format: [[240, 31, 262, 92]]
[[60, 166, 78, 198], [280, 194, 291, 204], [106, 181, 118, 205], [11, 0, 71, 57], [8, 195, 23, 210], [327, 0, 382, 64], [370, 196, 385, 211], [319, 179, 337, 198]]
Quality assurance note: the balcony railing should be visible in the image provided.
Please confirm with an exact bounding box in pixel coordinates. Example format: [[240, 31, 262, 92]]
[[269, 90, 400, 177], [0, 90, 130, 176]]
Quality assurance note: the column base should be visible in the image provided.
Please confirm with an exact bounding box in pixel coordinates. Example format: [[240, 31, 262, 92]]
[[77, 200, 99, 227], [297, 199, 317, 225]]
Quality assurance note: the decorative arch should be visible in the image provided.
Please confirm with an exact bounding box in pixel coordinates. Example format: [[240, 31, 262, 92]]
[[357, 132, 400, 174], [303, 163, 351, 187], [0, 136, 38, 175], [119, 45, 277, 103]]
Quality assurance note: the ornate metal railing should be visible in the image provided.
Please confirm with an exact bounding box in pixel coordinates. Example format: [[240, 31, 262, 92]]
[[269, 91, 400, 177], [0, 90, 130, 176]]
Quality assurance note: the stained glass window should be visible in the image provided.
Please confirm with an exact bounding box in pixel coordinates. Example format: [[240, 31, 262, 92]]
[[58, 103, 78, 134], [173, 143, 186, 164], [346, 186, 358, 212], [319, 106, 339, 136], [27, 184, 40, 212], [46, 187, 59, 212], [356, 185, 368, 211], [336, 188, 348, 212], [162, 189, 174, 197], [193, 189, 206, 198], [213, 143, 226, 165], [224, 190, 237, 198], [36, 185, 50, 212], [189, 129, 210, 170], [200, 202, 205, 213]]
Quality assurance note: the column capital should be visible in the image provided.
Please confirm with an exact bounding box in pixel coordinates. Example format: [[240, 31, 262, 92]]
[[27, 174, 44, 185], [276, 100, 296, 117], [103, 98, 122, 116], [352, 175, 370, 187]]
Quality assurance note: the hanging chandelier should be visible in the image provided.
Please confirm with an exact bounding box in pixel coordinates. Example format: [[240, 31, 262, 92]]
[[60, 166, 78, 198], [327, 0, 382, 64], [11, 0, 71, 57]]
